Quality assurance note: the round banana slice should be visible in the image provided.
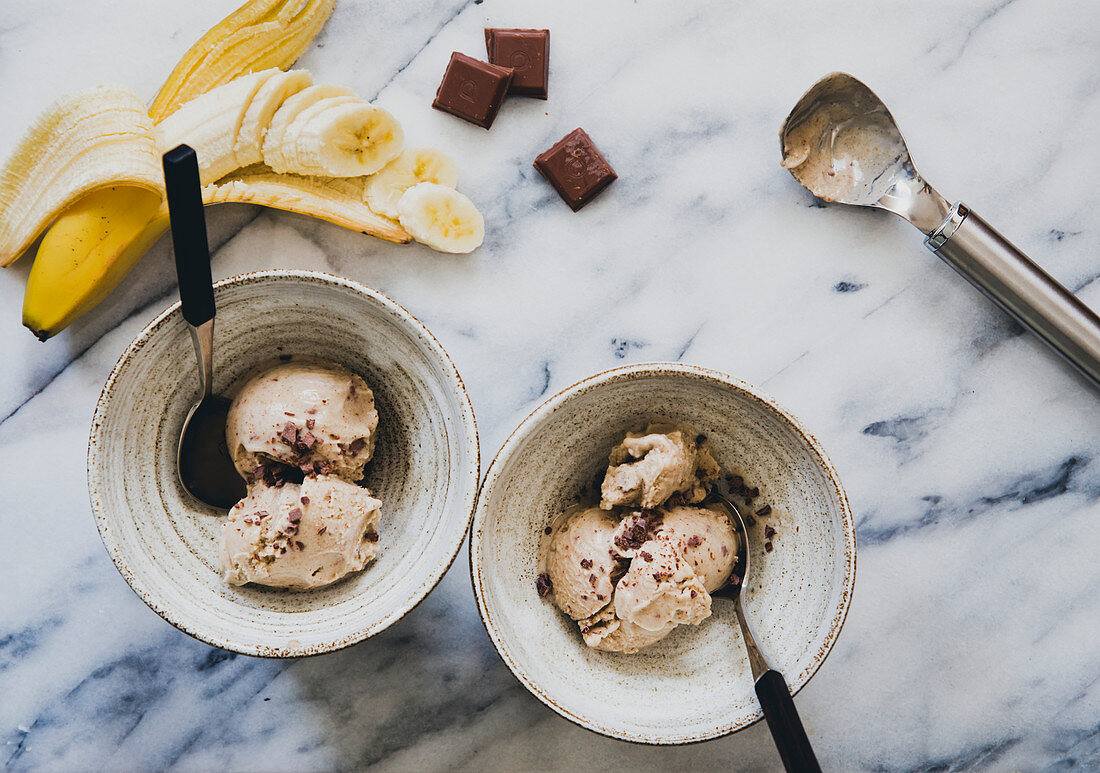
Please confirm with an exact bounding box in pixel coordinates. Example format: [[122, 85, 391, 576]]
[[262, 84, 353, 173], [397, 182, 484, 254], [272, 97, 404, 177], [155, 69, 283, 185], [364, 147, 458, 219], [237, 69, 313, 167]]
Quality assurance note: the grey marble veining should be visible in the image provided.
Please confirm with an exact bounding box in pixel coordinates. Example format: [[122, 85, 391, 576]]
[[2, 0, 1100, 769]]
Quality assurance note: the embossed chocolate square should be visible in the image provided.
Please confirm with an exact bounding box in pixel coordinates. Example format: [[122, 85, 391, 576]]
[[533, 128, 617, 211], [484, 28, 549, 99], [432, 52, 514, 129]]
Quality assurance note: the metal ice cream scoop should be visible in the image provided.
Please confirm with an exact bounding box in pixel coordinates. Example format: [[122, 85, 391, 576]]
[[780, 72, 1100, 387]]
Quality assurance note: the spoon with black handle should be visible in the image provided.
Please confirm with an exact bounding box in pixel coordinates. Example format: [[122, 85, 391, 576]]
[[710, 478, 822, 773], [164, 144, 245, 509]]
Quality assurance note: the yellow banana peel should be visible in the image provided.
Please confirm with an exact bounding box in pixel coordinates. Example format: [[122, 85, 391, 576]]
[[22, 188, 166, 340], [149, 0, 337, 121]]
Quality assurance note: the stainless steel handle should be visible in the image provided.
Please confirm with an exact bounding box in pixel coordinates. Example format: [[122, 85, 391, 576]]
[[188, 318, 214, 398], [927, 203, 1100, 387]]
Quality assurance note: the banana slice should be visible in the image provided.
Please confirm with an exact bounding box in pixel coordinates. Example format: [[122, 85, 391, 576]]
[[364, 147, 458, 219], [261, 85, 353, 173], [397, 182, 484, 254], [149, 0, 336, 121], [268, 95, 405, 177], [237, 69, 313, 166], [205, 165, 411, 244], [0, 84, 161, 266], [156, 69, 283, 185]]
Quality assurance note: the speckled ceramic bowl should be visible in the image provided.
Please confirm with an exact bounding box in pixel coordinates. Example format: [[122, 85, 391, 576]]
[[471, 363, 855, 744], [88, 270, 479, 657]]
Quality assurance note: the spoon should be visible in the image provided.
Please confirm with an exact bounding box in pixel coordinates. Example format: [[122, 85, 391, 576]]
[[163, 144, 245, 509], [710, 479, 821, 773], [780, 72, 1100, 388]]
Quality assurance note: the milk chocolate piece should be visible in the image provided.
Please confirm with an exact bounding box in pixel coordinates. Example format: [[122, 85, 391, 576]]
[[432, 52, 513, 129], [485, 28, 549, 99], [533, 128, 617, 211]]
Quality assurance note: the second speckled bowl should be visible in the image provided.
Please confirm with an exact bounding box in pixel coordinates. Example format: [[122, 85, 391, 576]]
[[88, 270, 479, 657], [470, 363, 855, 744]]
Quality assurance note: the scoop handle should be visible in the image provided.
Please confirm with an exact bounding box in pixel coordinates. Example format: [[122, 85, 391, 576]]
[[928, 203, 1100, 387], [755, 669, 822, 773]]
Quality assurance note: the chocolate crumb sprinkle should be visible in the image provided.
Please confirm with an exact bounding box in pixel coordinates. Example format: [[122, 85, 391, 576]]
[[756, 504, 772, 517], [686, 535, 702, 548], [765, 541, 774, 552], [533, 573, 552, 596], [580, 558, 593, 569], [764, 525, 776, 539]]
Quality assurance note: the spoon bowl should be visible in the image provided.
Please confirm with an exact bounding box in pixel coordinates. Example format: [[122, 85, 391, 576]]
[[177, 392, 242, 509], [779, 71, 950, 233]]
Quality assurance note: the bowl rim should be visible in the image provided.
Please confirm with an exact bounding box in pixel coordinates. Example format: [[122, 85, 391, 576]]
[[87, 268, 481, 658], [469, 362, 856, 744]]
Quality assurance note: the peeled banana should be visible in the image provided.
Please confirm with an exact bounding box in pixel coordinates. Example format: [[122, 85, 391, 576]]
[[364, 147, 458, 219], [397, 183, 484, 254], [149, 0, 336, 121], [0, 85, 161, 266], [9, 0, 484, 341]]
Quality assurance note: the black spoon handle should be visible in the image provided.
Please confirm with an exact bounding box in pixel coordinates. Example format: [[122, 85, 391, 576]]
[[755, 669, 822, 773], [163, 144, 214, 328]]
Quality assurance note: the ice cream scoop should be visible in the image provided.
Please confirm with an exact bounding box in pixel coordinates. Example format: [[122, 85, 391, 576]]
[[600, 422, 718, 510], [781, 72, 1100, 388], [656, 504, 739, 592], [612, 534, 710, 632], [165, 145, 245, 510], [226, 359, 379, 482], [539, 505, 619, 620], [220, 474, 382, 589]]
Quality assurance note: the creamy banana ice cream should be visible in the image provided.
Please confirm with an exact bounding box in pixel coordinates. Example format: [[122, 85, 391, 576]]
[[221, 475, 382, 590], [612, 534, 711, 631], [539, 506, 620, 620], [537, 421, 743, 653], [600, 422, 719, 510], [579, 606, 674, 654], [540, 506, 731, 653], [220, 357, 387, 591], [226, 359, 379, 483], [656, 504, 739, 592]]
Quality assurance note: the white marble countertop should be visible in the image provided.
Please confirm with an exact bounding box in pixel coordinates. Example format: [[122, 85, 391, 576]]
[[3, 0, 1100, 769]]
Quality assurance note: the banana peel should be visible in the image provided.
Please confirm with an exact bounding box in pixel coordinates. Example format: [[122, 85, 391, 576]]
[[149, 0, 337, 121], [22, 187, 166, 340], [22, 168, 410, 340], [23, 0, 336, 339], [0, 85, 161, 267], [205, 166, 411, 243]]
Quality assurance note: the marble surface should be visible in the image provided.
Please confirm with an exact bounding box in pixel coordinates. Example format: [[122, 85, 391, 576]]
[[2, 0, 1099, 769]]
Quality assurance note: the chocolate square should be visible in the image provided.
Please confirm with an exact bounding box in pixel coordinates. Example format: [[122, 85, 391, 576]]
[[432, 52, 513, 129], [533, 128, 617, 211], [485, 28, 549, 99]]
